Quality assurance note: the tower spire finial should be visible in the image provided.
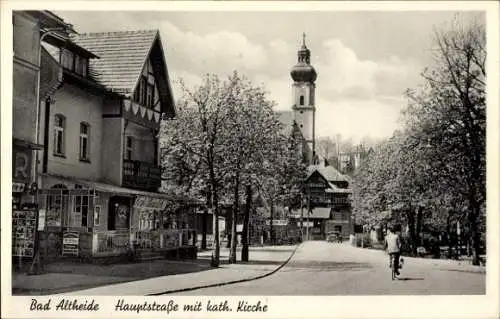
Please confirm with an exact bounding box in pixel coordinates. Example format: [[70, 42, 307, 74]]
[[302, 32, 306, 46]]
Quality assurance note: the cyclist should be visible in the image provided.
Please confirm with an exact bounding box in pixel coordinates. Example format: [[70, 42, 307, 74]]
[[384, 224, 401, 275]]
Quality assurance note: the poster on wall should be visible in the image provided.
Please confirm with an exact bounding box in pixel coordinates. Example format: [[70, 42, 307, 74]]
[[12, 207, 38, 257], [163, 230, 180, 249], [62, 231, 79, 256]]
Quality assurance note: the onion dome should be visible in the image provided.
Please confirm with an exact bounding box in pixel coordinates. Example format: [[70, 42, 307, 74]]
[[290, 33, 317, 83]]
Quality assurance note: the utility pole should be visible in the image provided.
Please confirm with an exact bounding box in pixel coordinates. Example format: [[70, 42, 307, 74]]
[[306, 192, 310, 241], [300, 194, 304, 241]]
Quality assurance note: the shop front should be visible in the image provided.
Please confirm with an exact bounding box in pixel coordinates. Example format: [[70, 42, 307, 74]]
[[36, 176, 198, 261]]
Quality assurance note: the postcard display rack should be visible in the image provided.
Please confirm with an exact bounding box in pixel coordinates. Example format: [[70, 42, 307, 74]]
[[12, 205, 38, 257]]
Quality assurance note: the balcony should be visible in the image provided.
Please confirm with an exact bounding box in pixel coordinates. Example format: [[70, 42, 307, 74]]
[[122, 159, 162, 191]]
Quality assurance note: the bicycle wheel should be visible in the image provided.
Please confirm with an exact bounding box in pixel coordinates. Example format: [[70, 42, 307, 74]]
[[391, 256, 396, 280]]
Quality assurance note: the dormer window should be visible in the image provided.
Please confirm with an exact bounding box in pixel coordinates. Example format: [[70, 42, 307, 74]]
[[299, 95, 304, 106], [61, 49, 74, 70], [74, 55, 88, 77], [60, 49, 88, 77]]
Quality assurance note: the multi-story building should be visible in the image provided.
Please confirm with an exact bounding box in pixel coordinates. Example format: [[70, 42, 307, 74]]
[[296, 163, 353, 240], [27, 16, 197, 261], [12, 11, 74, 262], [12, 11, 71, 203]]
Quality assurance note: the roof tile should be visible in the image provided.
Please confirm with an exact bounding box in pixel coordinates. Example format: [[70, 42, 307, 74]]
[[71, 29, 158, 93]]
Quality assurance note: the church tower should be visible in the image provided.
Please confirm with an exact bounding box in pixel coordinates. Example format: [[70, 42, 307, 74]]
[[290, 33, 317, 164]]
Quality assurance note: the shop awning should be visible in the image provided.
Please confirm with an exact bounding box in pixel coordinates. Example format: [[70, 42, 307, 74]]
[[307, 207, 332, 219], [40, 173, 202, 205]]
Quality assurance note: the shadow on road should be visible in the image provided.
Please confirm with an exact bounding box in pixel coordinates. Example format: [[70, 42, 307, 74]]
[[285, 261, 373, 271], [197, 257, 284, 266], [396, 277, 425, 281]]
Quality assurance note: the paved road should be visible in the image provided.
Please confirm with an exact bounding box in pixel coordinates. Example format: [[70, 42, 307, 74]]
[[173, 241, 485, 295]]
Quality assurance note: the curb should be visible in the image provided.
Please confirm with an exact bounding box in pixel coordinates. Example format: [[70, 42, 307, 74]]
[[148, 243, 301, 295]]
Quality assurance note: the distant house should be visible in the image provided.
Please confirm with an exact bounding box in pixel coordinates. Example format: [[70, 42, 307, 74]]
[[292, 163, 353, 240]]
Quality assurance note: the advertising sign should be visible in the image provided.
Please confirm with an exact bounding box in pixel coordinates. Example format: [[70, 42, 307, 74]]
[[38, 209, 46, 231], [266, 219, 288, 226], [12, 146, 32, 183], [12, 207, 38, 257], [297, 221, 314, 227], [62, 232, 79, 256], [134, 196, 169, 210]]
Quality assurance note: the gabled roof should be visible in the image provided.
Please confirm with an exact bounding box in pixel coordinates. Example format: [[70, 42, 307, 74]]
[[308, 207, 332, 219], [71, 30, 159, 94], [307, 164, 349, 183]]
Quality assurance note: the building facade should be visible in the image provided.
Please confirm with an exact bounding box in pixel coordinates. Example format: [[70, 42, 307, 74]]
[[12, 11, 73, 262], [295, 164, 353, 240], [12, 12, 198, 263]]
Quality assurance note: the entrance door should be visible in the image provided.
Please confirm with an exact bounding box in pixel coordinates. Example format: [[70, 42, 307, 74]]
[[108, 196, 131, 230]]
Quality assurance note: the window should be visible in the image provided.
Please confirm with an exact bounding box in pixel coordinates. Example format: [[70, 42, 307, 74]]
[[74, 55, 88, 76], [72, 195, 89, 227], [125, 136, 133, 160], [137, 76, 147, 105], [147, 83, 155, 107], [53, 114, 65, 156], [46, 184, 67, 227], [60, 49, 74, 70], [79, 122, 90, 161], [299, 95, 304, 106]]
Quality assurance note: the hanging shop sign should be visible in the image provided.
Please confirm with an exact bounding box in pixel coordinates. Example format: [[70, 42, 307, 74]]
[[265, 219, 288, 226], [12, 206, 38, 257], [297, 221, 314, 228], [12, 182, 26, 193], [37, 209, 46, 231], [12, 146, 32, 184], [62, 231, 79, 256], [134, 196, 170, 210]]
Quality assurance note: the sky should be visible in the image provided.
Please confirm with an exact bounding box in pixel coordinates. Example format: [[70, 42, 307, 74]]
[[54, 10, 484, 143]]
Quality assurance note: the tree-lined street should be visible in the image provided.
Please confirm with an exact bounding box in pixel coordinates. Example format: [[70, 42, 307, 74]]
[[174, 241, 485, 295]]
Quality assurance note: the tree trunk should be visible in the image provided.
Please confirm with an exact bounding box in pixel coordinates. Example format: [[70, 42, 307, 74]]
[[201, 192, 210, 250], [468, 201, 481, 266], [229, 175, 239, 264], [406, 208, 417, 256], [270, 200, 274, 245], [209, 164, 220, 267], [241, 185, 252, 262], [446, 211, 453, 259], [226, 211, 232, 248], [415, 206, 423, 246]]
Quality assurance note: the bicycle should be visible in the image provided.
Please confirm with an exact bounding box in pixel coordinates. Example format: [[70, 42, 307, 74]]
[[389, 253, 401, 280]]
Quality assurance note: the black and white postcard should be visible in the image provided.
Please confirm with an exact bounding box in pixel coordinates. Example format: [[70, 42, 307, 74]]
[[1, 1, 499, 319]]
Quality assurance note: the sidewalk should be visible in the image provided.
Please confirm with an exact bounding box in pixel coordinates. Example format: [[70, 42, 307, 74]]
[[348, 244, 486, 273], [12, 244, 298, 296], [12, 258, 212, 296]]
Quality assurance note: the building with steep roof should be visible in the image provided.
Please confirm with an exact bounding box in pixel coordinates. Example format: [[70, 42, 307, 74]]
[[300, 162, 353, 240], [31, 25, 198, 261]]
